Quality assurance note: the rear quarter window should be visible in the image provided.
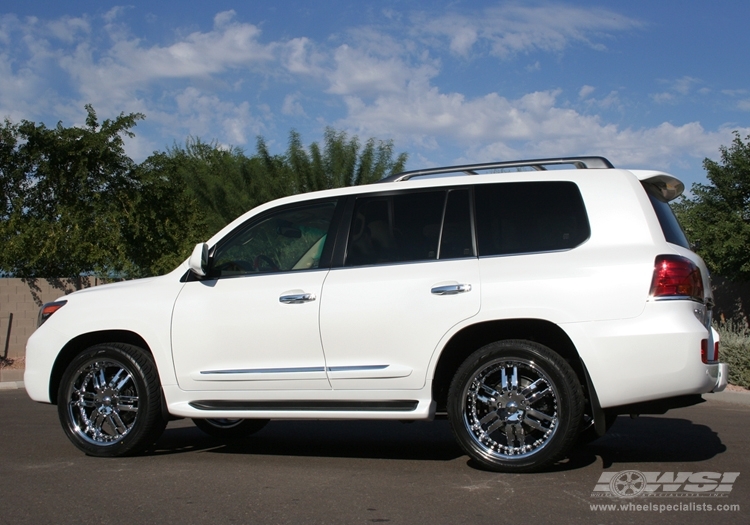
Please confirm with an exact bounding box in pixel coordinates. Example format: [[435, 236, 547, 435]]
[[475, 181, 590, 256]]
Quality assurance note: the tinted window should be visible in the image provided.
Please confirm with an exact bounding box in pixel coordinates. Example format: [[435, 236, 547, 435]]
[[212, 201, 336, 277], [475, 181, 590, 256], [643, 184, 690, 249], [439, 190, 474, 259], [346, 191, 447, 266]]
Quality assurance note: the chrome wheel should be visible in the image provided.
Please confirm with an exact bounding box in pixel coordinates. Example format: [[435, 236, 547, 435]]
[[64, 358, 140, 446], [58, 343, 166, 457], [448, 340, 583, 472], [463, 358, 558, 459]]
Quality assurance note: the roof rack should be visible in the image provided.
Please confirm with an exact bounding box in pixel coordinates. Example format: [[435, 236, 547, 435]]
[[380, 156, 615, 183]]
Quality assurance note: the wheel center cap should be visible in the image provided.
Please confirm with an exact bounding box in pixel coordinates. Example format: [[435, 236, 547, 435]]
[[506, 401, 519, 413]]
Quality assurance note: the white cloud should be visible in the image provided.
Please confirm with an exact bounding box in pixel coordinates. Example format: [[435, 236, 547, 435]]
[[579, 85, 595, 99], [420, 5, 643, 58], [282, 93, 306, 116]]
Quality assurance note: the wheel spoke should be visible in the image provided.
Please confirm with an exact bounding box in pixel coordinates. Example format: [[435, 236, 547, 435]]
[[504, 422, 524, 447], [476, 383, 499, 404], [479, 411, 500, 426], [524, 385, 551, 405], [108, 412, 129, 435], [95, 366, 107, 392], [523, 409, 556, 432], [114, 371, 132, 392], [116, 396, 139, 412], [108, 368, 125, 389]]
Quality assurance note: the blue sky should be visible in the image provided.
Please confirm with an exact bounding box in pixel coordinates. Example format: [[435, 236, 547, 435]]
[[2, 1, 749, 189]]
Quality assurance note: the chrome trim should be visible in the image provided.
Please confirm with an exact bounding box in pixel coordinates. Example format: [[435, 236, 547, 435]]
[[431, 284, 472, 295], [200, 366, 326, 375], [380, 157, 614, 183], [200, 364, 390, 375], [650, 295, 703, 303], [279, 293, 316, 304], [712, 363, 729, 393], [327, 365, 388, 372]]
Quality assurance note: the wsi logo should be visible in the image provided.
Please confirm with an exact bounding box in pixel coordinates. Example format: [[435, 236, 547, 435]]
[[591, 471, 740, 498]]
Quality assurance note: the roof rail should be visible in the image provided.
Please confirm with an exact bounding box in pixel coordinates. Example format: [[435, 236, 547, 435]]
[[380, 156, 615, 183]]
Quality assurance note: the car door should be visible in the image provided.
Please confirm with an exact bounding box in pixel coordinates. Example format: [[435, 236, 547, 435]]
[[171, 200, 338, 391], [319, 188, 480, 390]]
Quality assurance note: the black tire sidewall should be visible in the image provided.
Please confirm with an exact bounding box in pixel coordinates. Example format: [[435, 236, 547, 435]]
[[447, 340, 584, 472], [57, 343, 165, 457]]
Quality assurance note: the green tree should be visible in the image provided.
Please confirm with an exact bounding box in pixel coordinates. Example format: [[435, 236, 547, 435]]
[[673, 132, 750, 280], [0, 106, 202, 278], [173, 127, 408, 235]]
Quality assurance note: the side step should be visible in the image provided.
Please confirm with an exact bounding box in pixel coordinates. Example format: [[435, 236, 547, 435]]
[[189, 400, 419, 412]]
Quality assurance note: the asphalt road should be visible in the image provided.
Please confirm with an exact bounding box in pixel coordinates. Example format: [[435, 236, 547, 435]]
[[0, 389, 747, 525]]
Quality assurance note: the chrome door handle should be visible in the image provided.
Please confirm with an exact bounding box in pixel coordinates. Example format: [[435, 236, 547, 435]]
[[279, 293, 316, 304], [431, 284, 472, 295]]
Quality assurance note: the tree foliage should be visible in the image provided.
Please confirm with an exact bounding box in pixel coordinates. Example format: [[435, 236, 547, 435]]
[[673, 132, 750, 281], [171, 127, 408, 235], [0, 108, 408, 279], [0, 106, 203, 278]]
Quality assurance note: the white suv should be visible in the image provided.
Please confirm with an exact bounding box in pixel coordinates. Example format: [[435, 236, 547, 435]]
[[25, 157, 728, 472]]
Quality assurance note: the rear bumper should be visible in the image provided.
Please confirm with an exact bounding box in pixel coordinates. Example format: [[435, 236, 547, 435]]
[[711, 362, 729, 393]]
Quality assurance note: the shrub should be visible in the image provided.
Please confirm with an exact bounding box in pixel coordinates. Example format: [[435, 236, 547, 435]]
[[715, 320, 750, 388]]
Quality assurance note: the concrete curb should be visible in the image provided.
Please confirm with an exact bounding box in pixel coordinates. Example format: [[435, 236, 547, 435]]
[[0, 369, 24, 389]]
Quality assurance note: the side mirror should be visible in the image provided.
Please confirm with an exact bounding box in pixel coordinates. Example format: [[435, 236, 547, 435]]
[[188, 243, 209, 277]]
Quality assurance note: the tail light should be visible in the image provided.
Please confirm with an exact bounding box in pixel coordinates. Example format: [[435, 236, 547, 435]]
[[650, 255, 704, 302], [701, 339, 720, 364]]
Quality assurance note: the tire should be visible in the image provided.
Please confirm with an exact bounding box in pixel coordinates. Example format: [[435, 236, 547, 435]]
[[447, 340, 584, 473], [57, 343, 167, 457], [192, 418, 269, 438]]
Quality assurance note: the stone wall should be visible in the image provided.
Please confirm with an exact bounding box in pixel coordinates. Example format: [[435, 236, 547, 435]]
[[0, 278, 105, 361]]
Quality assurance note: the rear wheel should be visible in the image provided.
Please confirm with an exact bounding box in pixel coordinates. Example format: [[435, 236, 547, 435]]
[[57, 343, 167, 457], [192, 418, 269, 438], [447, 340, 584, 472]]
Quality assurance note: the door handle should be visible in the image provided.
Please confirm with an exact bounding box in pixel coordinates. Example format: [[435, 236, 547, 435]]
[[431, 284, 472, 295], [279, 293, 316, 304]]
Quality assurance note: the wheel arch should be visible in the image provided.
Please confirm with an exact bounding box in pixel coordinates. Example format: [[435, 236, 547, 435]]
[[49, 330, 153, 404], [431, 319, 591, 413]]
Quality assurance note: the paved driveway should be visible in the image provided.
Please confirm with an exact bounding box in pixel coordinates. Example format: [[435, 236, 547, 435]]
[[0, 389, 747, 525]]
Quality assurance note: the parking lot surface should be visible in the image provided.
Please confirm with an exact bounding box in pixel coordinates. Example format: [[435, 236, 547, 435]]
[[0, 389, 747, 524]]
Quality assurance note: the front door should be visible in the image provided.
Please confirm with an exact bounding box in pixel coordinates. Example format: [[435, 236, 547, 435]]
[[171, 200, 338, 391]]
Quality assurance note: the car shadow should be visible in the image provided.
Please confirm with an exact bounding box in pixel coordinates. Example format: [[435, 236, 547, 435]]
[[541, 415, 726, 473], [149, 414, 726, 469], [151, 419, 464, 461]]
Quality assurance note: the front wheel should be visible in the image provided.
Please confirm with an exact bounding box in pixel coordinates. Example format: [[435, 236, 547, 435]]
[[57, 343, 167, 457], [192, 418, 269, 438], [447, 340, 584, 472]]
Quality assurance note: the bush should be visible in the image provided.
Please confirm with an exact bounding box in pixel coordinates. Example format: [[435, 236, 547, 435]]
[[715, 320, 750, 388]]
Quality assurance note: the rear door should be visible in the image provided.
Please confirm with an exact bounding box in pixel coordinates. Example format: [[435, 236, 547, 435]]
[[319, 188, 480, 390]]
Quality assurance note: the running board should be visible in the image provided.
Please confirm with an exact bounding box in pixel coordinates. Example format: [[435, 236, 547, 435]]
[[189, 400, 419, 412]]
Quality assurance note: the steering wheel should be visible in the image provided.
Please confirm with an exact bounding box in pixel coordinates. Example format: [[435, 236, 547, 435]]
[[253, 254, 279, 272]]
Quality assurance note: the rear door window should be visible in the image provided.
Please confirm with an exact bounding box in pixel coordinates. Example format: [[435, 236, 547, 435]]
[[345, 189, 474, 266]]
